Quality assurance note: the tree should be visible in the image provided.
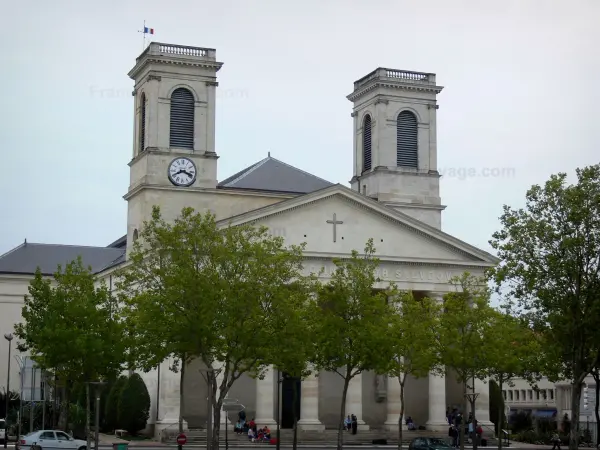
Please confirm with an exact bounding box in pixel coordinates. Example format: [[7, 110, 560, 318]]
[[14, 258, 127, 431], [266, 280, 318, 450], [483, 310, 542, 450], [439, 273, 495, 450], [310, 239, 397, 450], [118, 374, 150, 435], [381, 291, 442, 450], [489, 164, 600, 450], [118, 206, 308, 450], [105, 376, 127, 432]]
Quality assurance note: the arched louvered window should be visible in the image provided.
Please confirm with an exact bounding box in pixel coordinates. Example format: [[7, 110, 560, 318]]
[[363, 114, 372, 172], [170, 87, 195, 149], [396, 111, 418, 168], [139, 93, 146, 154], [133, 229, 139, 242]]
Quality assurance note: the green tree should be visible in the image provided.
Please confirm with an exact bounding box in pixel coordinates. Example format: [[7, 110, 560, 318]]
[[14, 258, 127, 431], [266, 280, 318, 450], [118, 206, 308, 450], [310, 239, 397, 450], [384, 291, 442, 450], [489, 164, 600, 450], [105, 376, 127, 432], [117, 374, 150, 435], [439, 273, 495, 450], [483, 311, 542, 450]]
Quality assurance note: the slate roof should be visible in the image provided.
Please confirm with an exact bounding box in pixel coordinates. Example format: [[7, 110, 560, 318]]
[[217, 155, 333, 194], [0, 242, 126, 276]]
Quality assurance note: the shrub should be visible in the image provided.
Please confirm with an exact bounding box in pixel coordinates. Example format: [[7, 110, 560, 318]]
[[105, 375, 127, 432], [117, 373, 150, 435]]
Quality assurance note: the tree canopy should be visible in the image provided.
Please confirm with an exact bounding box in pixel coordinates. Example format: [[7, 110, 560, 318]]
[[310, 239, 397, 450], [490, 164, 600, 450], [118, 206, 308, 448]]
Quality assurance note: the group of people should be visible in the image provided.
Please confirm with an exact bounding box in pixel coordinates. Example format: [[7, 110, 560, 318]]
[[343, 414, 359, 434], [446, 409, 485, 448], [234, 410, 272, 443]]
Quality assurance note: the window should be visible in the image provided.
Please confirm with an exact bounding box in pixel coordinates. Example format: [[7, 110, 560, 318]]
[[56, 432, 70, 441], [528, 389, 533, 400], [170, 87, 195, 149], [549, 389, 554, 400], [508, 391, 513, 400], [139, 93, 146, 153], [516, 390, 520, 400], [502, 390, 506, 400], [396, 110, 418, 168], [536, 391, 540, 400], [40, 432, 56, 440], [133, 229, 139, 242], [363, 114, 372, 172]]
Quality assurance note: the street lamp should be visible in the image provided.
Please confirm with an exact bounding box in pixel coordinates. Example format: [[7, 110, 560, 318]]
[[4, 333, 13, 449]]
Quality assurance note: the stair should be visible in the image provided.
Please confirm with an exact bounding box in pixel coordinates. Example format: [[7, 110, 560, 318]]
[[164, 428, 476, 446]]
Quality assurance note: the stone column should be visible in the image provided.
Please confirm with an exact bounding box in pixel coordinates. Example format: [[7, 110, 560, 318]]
[[298, 369, 325, 431], [474, 378, 494, 427], [426, 292, 447, 430], [255, 366, 277, 426], [345, 373, 369, 430], [384, 375, 403, 430], [155, 357, 188, 439]]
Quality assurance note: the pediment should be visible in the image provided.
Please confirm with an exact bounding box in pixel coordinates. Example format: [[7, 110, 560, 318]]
[[218, 185, 499, 266]]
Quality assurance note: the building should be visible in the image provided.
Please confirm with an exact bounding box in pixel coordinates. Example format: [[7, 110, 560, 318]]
[[0, 42, 501, 436]]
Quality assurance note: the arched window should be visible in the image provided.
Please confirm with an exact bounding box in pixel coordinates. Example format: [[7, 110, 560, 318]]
[[396, 111, 418, 168], [170, 87, 195, 149], [363, 114, 372, 172], [133, 229, 139, 242], [139, 93, 146, 154]]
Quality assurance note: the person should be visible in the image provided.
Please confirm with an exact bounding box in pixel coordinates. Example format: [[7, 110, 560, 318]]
[[351, 414, 358, 435], [238, 409, 246, 427], [448, 425, 459, 448], [551, 432, 561, 450], [247, 428, 256, 442], [263, 426, 271, 439], [344, 415, 352, 431], [406, 416, 416, 431]]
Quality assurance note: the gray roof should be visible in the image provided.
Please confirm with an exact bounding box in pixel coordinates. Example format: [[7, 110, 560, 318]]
[[217, 155, 333, 194], [0, 242, 125, 276]]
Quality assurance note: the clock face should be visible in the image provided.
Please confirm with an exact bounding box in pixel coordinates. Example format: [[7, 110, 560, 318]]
[[168, 157, 197, 187]]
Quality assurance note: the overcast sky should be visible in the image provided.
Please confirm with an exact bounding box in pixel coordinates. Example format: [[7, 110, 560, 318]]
[[0, 0, 598, 257]]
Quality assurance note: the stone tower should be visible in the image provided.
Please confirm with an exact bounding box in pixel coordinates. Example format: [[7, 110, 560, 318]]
[[347, 68, 445, 229], [125, 42, 223, 255]]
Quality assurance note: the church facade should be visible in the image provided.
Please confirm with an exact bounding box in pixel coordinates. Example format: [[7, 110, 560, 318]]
[[0, 42, 499, 437]]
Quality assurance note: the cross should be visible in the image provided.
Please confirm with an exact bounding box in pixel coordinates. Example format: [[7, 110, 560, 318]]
[[326, 213, 344, 243]]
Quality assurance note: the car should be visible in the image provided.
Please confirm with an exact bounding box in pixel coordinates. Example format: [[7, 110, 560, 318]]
[[0, 419, 5, 444], [408, 437, 453, 450], [17, 430, 87, 450]]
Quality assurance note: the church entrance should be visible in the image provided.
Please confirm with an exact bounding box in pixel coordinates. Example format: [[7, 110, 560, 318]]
[[281, 374, 301, 429]]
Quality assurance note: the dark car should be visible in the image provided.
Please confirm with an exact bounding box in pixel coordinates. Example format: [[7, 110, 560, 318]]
[[408, 437, 452, 450]]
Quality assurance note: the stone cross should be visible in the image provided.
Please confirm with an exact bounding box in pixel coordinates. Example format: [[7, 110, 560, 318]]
[[326, 213, 344, 243]]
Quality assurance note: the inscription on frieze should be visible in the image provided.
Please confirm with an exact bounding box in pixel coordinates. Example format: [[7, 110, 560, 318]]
[[303, 263, 457, 283]]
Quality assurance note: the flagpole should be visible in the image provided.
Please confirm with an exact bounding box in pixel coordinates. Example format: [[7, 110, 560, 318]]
[[143, 19, 146, 51]]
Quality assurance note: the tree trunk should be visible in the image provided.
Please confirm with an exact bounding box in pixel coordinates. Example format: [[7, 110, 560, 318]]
[[470, 397, 477, 450], [460, 381, 467, 450], [398, 377, 406, 450], [179, 356, 185, 434], [292, 379, 299, 450], [338, 375, 351, 450], [497, 378, 503, 450], [569, 380, 584, 450], [86, 383, 91, 450], [593, 372, 600, 429]]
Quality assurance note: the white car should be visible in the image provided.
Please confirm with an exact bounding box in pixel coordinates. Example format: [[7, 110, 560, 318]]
[[17, 430, 87, 450], [0, 419, 5, 444]]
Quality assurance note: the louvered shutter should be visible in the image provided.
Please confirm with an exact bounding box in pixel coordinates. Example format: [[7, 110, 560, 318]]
[[363, 115, 372, 172], [139, 93, 146, 153], [170, 88, 195, 149], [396, 111, 418, 168]]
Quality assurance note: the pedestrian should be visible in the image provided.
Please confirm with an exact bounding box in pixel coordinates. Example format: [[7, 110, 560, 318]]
[[351, 414, 358, 435]]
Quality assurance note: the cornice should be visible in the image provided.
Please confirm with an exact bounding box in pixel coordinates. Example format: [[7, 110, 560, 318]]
[[347, 81, 443, 102], [129, 57, 223, 80], [301, 254, 494, 270], [128, 148, 219, 167]]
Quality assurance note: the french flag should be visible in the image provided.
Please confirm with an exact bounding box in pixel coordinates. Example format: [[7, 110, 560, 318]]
[[144, 26, 154, 35]]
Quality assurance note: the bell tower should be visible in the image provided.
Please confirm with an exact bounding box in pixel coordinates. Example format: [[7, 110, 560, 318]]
[[125, 43, 223, 255], [347, 68, 445, 229]]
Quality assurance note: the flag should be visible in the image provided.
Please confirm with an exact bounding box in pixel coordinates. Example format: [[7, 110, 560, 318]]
[[144, 27, 154, 35]]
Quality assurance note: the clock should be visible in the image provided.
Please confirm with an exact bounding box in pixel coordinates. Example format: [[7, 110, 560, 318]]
[[168, 157, 197, 187]]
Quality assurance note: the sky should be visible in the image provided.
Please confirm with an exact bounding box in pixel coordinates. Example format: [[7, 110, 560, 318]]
[[0, 0, 598, 257]]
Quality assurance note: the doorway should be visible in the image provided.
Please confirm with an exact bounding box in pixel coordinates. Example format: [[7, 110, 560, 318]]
[[281, 375, 301, 429]]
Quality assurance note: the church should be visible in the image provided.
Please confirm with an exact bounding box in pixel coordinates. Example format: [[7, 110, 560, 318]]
[[0, 42, 499, 437]]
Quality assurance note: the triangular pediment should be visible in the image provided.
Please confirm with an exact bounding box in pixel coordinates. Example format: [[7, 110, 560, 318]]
[[218, 184, 499, 266]]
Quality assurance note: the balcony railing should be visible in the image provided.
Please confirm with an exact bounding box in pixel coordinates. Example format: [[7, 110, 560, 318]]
[[353, 67, 436, 91], [138, 42, 217, 62]]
